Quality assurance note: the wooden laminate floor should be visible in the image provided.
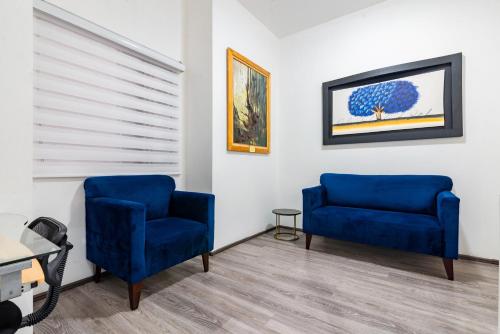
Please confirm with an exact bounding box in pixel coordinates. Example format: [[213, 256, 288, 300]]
[[35, 231, 498, 334]]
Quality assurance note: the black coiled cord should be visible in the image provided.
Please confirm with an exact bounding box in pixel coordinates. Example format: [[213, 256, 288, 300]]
[[19, 244, 69, 328]]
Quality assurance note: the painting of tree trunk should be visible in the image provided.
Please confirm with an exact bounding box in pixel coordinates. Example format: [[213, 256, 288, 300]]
[[227, 48, 270, 154]]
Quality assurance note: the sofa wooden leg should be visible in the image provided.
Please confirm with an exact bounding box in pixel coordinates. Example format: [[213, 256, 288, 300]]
[[202, 253, 209, 272], [128, 282, 143, 310], [94, 265, 101, 283], [306, 234, 312, 250], [443, 258, 454, 280]]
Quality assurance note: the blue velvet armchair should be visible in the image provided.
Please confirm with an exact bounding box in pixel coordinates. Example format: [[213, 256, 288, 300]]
[[84, 175, 214, 309], [303, 173, 460, 280]]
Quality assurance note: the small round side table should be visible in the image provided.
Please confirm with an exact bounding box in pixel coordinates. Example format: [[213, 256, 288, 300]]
[[272, 208, 301, 241]]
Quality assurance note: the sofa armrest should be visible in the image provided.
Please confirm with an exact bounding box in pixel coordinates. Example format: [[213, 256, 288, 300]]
[[85, 197, 146, 283], [302, 185, 325, 233], [437, 191, 460, 259], [169, 191, 215, 250]]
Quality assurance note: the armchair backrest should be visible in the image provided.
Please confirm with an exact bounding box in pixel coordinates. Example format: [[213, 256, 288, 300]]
[[320, 173, 452, 215], [84, 175, 176, 220]]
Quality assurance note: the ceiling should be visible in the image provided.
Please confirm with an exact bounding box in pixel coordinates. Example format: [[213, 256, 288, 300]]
[[237, 0, 387, 37]]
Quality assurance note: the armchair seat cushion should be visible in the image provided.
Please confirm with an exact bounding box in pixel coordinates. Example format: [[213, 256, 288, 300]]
[[309, 206, 443, 255], [145, 218, 208, 276]]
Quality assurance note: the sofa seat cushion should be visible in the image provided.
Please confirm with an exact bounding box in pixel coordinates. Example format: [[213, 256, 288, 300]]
[[145, 217, 208, 276], [309, 206, 443, 256]]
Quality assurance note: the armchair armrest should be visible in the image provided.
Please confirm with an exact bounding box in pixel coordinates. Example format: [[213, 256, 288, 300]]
[[302, 185, 326, 233], [85, 197, 146, 283], [169, 191, 215, 251], [437, 191, 460, 259]]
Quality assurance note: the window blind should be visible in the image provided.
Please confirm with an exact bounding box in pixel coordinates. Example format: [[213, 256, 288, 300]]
[[33, 3, 184, 177]]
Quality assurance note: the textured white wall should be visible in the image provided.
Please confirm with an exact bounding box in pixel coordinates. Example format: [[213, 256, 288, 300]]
[[277, 0, 500, 259], [211, 0, 281, 249]]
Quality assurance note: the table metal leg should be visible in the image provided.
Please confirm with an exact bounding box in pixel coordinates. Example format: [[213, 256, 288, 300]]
[[274, 215, 278, 238], [293, 215, 297, 237], [273, 214, 300, 241], [277, 215, 281, 234]]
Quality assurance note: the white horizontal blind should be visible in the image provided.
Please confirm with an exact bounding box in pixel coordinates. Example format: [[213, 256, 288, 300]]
[[33, 4, 184, 177]]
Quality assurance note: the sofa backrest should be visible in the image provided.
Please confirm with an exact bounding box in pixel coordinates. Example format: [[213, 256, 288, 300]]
[[320, 173, 452, 215], [84, 175, 176, 220]]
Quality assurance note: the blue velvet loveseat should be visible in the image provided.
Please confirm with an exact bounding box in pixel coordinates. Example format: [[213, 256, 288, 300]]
[[84, 175, 214, 309], [303, 173, 459, 280]]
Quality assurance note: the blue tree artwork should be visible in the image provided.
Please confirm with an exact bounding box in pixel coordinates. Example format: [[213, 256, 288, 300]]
[[348, 80, 419, 120]]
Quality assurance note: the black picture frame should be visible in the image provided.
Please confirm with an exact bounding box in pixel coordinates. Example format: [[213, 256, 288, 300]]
[[322, 53, 463, 145]]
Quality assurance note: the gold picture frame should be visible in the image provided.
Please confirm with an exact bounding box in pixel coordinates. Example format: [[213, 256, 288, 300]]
[[227, 48, 270, 154]]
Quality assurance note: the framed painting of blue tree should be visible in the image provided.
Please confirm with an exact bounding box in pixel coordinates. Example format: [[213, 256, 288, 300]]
[[322, 53, 462, 145]]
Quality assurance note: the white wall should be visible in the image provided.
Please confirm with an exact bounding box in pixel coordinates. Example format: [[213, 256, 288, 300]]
[[278, 0, 500, 259], [32, 0, 186, 287], [0, 0, 33, 228], [211, 0, 280, 249], [184, 0, 213, 193], [0, 2, 34, 330]]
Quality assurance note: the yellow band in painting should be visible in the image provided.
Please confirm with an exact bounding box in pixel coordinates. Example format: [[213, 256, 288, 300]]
[[332, 116, 444, 132]]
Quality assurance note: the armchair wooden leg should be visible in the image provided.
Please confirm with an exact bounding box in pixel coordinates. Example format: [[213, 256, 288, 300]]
[[306, 234, 312, 250], [128, 282, 143, 310], [94, 265, 101, 283], [202, 253, 209, 272], [443, 258, 454, 280]]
